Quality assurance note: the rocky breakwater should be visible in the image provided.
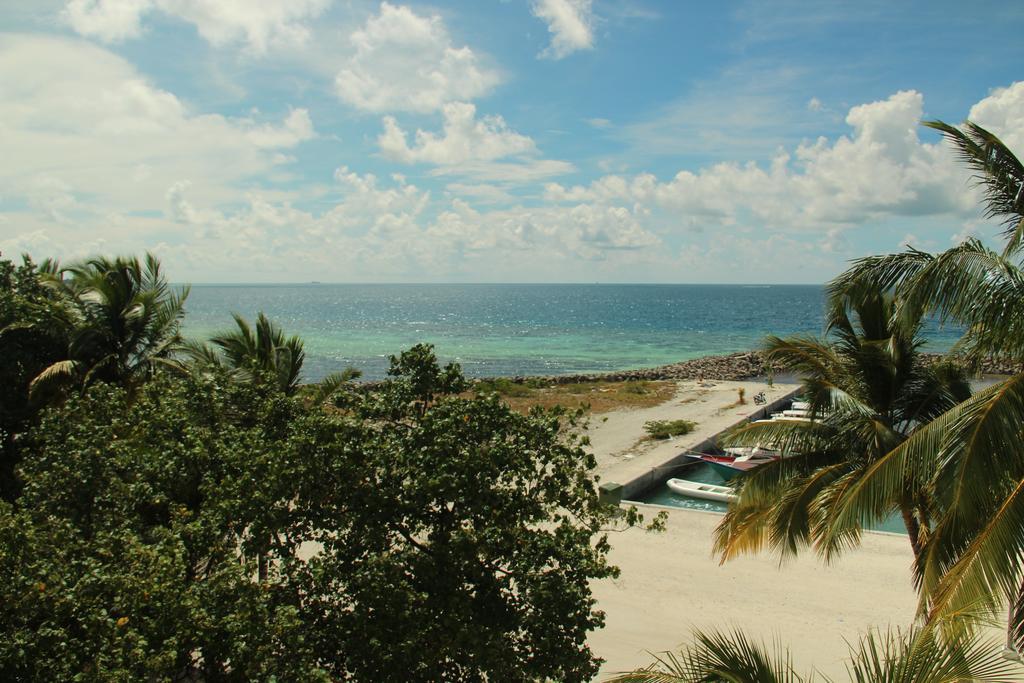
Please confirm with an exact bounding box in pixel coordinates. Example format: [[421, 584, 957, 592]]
[[494, 351, 778, 386], [918, 352, 1023, 376]]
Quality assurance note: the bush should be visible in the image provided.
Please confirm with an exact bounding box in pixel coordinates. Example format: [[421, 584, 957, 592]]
[[474, 377, 536, 397], [623, 381, 650, 395], [644, 419, 697, 440]]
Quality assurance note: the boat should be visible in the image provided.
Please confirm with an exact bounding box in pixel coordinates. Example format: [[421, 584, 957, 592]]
[[723, 445, 780, 458], [667, 478, 737, 502], [683, 450, 779, 478]]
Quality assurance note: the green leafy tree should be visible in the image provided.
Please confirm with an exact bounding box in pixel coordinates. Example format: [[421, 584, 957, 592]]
[[823, 121, 1024, 643], [713, 283, 969, 564], [0, 255, 69, 500], [30, 253, 188, 398], [605, 625, 1022, 682], [1, 346, 637, 681], [303, 343, 633, 681]]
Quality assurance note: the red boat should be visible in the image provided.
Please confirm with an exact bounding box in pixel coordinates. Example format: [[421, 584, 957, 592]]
[[684, 447, 780, 479]]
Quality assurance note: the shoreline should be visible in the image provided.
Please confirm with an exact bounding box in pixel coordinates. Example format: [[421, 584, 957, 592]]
[[351, 350, 1021, 388]]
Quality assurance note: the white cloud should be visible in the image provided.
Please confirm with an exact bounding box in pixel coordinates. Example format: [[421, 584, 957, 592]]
[[0, 34, 314, 215], [246, 108, 316, 148], [531, 0, 594, 59], [807, 96, 823, 112], [444, 183, 516, 205], [427, 159, 576, 183], [62, 0, 330, 52], [549, 90, 977, 240], [63, 0, 151, 43], [378, 102, 535, 165], [968, 81, 1024, 153], [334, 2, 499, 113], [586, 117, 612, 128]]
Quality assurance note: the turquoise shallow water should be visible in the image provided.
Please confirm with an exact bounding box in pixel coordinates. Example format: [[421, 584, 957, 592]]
[[181, 284, 961, 381], [636, 460, 907, 534]]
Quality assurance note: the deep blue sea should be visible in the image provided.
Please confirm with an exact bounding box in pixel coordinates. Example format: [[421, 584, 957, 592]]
[[181, 284, 962, 381]]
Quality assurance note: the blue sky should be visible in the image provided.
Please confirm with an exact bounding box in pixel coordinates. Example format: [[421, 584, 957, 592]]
[[1, 0, 1023, 283]]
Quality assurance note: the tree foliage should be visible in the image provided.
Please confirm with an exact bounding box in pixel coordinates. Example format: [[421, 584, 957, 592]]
[[0, 254, 69, 500], [0, 334, 629, 680]]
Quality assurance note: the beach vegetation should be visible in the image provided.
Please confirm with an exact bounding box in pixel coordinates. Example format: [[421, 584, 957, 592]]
[[644, 419, 697, 440], [469, 378, 676, 414], [623, 380, 652, 394], [608, 624, 1023, 682], [473, 376, 539, 397]]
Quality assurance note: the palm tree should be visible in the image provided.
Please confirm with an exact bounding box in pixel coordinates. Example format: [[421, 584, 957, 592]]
[[713, 283, 970, 565], [30, 253, 188, 398], [185, 311, 360, 398], [824, 121, 1024, 642], [605, 625, 1021, 682]]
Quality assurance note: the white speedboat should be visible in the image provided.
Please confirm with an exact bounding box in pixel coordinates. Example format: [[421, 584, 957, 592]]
[[667, 478, 737, 503]]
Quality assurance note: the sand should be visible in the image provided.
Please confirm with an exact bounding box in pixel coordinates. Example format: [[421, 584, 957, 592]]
[[584, 379, 922, 680], [587, 378, 798, 495]]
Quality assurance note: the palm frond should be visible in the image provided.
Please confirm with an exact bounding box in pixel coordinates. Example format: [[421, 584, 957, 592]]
[[845, 624, 1021, 682], [606, 628, 807, 683], [924, 120, 1024, 252], [925, 476, 1024, 629], [28, 359, 81, 401], [308, 367, 363, 405]]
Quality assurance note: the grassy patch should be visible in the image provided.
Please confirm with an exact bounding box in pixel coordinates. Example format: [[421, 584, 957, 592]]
[[473, 378, 538, 397], [643, 419, 697, 440], [468, 379, 676, 415]]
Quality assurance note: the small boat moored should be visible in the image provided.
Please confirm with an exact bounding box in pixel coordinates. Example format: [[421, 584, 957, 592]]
[[667, 478, 737, 503]]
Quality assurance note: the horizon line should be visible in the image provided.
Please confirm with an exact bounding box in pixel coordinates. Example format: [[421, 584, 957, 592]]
[[175, 281, 826, 287]]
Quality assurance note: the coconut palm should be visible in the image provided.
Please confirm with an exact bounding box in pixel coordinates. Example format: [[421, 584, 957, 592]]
[[185, 311, 360, 398], [713, 283, 970, 565], [605, 625, 1021, 682], [823, 121, 1024, 640], [29, 253, 188, 398]]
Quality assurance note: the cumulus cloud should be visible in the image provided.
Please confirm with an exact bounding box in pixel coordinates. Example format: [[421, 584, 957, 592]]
[[63, 0, 330, 52], [968, 81, 1024, 153], [377, 101, 575, 182], [0, 34, 314, 216], [531, 0, 595, 59], [548, 90, 977, 237], [378, 102, 535, 165], [334, 2, 499, 113], [63, 0, 151, 42]]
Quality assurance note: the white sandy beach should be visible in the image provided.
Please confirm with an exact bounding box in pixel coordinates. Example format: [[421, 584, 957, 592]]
[[587, 379, 799, 490], [585, 379, 922, 680]]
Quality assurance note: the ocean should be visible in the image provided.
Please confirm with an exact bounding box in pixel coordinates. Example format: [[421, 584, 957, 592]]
[[181, 284, 962, 381]]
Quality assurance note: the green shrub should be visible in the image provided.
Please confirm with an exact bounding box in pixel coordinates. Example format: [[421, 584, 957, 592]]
[[622, 381, 650, 395], [644, 419, 697, 440], [473, 377, 536, 397]]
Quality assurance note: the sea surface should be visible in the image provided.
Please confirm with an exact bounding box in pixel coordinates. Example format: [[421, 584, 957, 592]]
[[181, 284, 962, 381]]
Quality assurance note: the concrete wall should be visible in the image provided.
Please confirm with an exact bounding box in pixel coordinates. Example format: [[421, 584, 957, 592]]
[[620, 387, 800, 500]]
